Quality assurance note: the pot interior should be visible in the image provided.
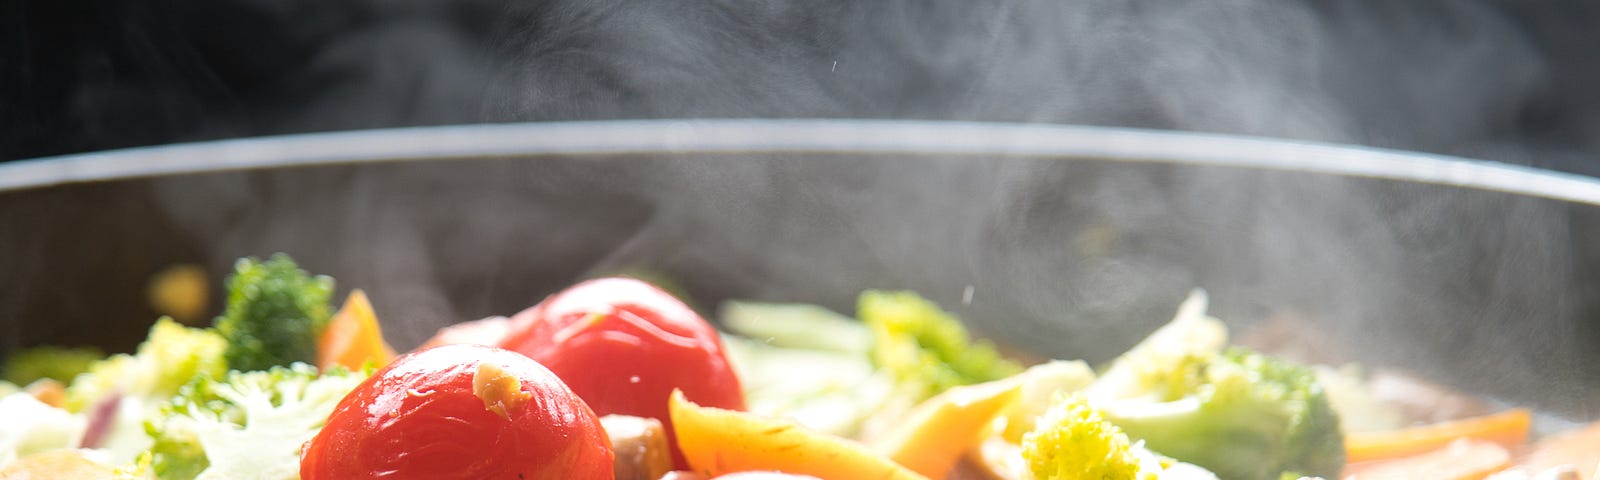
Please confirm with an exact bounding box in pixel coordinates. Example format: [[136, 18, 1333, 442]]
[[4, 135, 1597, 420]]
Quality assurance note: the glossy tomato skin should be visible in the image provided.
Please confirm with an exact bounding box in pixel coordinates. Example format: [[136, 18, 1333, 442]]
[[498, 277, 745, 468], [300, 344, 614, 480]]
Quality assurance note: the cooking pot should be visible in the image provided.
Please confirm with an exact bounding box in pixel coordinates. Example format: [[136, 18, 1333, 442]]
[[2, 119, 1597, 421]]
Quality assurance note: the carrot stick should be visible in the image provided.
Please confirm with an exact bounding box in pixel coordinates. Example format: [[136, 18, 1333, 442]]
[[1345, 409, 1531, 464]]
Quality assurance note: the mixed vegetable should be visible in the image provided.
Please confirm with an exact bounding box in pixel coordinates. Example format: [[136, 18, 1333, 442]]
[[0, 253, 1595, 479]]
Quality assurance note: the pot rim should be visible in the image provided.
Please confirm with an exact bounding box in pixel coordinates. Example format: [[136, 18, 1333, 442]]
[[5, 119, 1598, 205]]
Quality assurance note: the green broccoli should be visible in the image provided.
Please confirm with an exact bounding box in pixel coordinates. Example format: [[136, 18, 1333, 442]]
[[65, 317, 228, 413], [1084, 291, 1345, 480], [3, 346, 105, 386], [213, 254, 335, 372], [145, 363, 366, 480], [858, 290, 1022, 402]]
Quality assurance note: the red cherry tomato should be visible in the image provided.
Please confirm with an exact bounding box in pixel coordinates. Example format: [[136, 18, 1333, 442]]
[[497, 277, 745, 468], [300, 344, 614, 480]]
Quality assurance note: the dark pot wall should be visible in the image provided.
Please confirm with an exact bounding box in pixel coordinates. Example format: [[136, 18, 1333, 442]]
[[4, 147, 1597, 417]]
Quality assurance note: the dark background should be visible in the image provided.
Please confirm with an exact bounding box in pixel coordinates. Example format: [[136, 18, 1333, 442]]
[[4, 0, 1600, 172]]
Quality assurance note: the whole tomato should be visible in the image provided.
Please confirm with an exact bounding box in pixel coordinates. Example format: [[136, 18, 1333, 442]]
[[300, 344, 614, 480], [498, 277, 745, 468]]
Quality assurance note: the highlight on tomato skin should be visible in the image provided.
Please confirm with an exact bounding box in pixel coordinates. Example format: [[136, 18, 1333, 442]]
[[497, 277, 746, 469], [299, 344, 615, 480]]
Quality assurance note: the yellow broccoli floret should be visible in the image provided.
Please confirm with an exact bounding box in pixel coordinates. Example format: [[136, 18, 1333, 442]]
[[1023, 394, 1156, 480]]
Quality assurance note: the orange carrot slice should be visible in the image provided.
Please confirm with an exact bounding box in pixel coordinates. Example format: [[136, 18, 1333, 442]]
[[1345, 409, 1531, 464], [317, 289, 397, 371], [869, 379, 1020, 479], [668, 390, 927, 480], [1344, 439, 1511, 480]]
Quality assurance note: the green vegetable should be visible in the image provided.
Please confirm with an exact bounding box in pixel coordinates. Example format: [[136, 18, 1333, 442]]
[[858, 290, 1022, 402], [1021, 394, 1157, 480], [145, 363, 366, 480], [3, 346, 104, 386], [721, 301, 873, 353], [1085, 291, 1345, 480], [213, 255, 335, 372], [65, 317, 228, 413], [721, 334, 892, 438]]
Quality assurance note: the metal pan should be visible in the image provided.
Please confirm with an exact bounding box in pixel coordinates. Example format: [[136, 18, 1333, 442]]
[[3, 119, 1597, 420]]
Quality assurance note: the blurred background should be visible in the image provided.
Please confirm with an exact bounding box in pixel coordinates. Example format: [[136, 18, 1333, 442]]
[[4, 0, 1599, 170]]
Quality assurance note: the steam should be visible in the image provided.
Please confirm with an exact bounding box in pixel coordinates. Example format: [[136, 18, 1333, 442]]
[[486, 0, 1547, 158], [107, 0, 1597, 415]]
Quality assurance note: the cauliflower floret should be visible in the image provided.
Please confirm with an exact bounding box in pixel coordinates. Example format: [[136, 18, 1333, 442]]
[[144, 363, 365, 480]]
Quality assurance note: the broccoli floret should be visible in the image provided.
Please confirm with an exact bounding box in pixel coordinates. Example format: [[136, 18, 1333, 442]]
[[65, 318, 228, 413], [1022, 394, 1159, 480], [1000, 360, 1098, 442], [213, 255, 335, 372], [1084, 292, 1345, 480], [1098, 348, 1345, 480], [1023, 394, 1224, 480], [4, 346, 105, 386], [858, 290, 1022, 402], [145, 363, 366, 480]]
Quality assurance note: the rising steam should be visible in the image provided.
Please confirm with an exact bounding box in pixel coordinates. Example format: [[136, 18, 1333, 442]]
[[5, 0, 1590, 416]]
